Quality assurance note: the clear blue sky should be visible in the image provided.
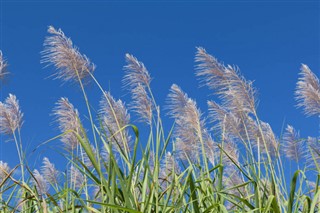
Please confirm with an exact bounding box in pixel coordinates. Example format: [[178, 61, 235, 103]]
[[0, 1, 319, 172]]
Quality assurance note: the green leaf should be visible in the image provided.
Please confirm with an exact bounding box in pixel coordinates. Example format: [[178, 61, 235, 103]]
[[288, 170, 301, 213], [188, 174, 200, 213]]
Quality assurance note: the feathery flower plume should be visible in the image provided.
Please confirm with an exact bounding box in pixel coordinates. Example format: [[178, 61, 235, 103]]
[[167, 84, 190, 118], [221, 137, 240, 168], [41, 26, 95, 83], [195, 47, 256, 115], [195, 47, 226, 91], [160, 152, 180, 188], [206, 133, 240, 168], [0, 50, 9, 81], [223, 169, 246, 198], [282, 125, 305, 162], [306, 137, 320, 167], [123, 54, 151, 88], [259, 178, 273, 197], [223, 168, 248, 211], [0, 161, 10, 183], [0, 94, 23, 135], [167, 84, 204, 161], [306, 180, 318, 195], [206, 143, 218, 166], [161, 152, 180, 175], [32, 169, 49, 195], [202, 129, 218, 166], [69, 165, 84, 189], [123, 54, 153, 124], [295, 64, 320, 116], [53, 97, 82, 150], [252, 120, 279, 156], [197, 49, 277, 158], [223, 66, 256, 114], [130, 84, 153, 124], [207, 101, 243, 139], [147, 151, 155, 174], [41, 157, 59, 184], [99, 92, 131, 153], [174, 138, 199, 162], [206, 142, 219, 166], [100, 145, 110, 164]]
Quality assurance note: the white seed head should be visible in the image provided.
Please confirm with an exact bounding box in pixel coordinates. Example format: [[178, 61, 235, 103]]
[[0, 94, 23, 135], [295, 64, 320, 116], [282, 125, 305, 162], [0, 50, 9, 81], [167, 84, 205, 162], [123, 54, 151, 89], [223, 169, 246, 198], [99, 92, 132, 154], [160, 152, 180, 188], [130, 84, 153, 125], [0, 161, 10, 183], [69, 165, 84, 189], [306, 137, 320, 167], [32, 169, 49, 195], [196, 47, 256, 115], [208, 101, 244, 140], [221, 137, 240, 168], [306, 180, 318, 194], [41, 26, 95, 83], [53, 97, 82, 150], [41, 157, 59, 184], [252, 121, 279, 157]]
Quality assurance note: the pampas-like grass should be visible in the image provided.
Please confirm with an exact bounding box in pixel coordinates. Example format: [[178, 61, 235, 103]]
[[167, 84, 203, 162], [253, 120, 279, 156], [41, 26, 95, 84], [0, 26, 319, 212], [207, 100, 243, 140], [69, 165, 84, 190], [196, 47, 256, 115], [0, 94, 23, 135], [130, 84, 153, 125], [123, 54, 151, 89], [196, 48, 281, 158], [53, 97, 82, 150], [160, 151, 181, 186], [0, 51, 8, 81], [41, 157, 60, 185], [123, 54, 154, 125], [223, 168, 246, 197], [295, 64, 320, 116], [282, 125, 305, 162], [99, 91, 132, 154], [0, 161, 10, 183], [307, 136, 320, 168], [32, 169, 49, 195]]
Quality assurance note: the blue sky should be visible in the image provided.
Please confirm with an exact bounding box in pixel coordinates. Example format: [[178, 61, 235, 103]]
[[0, 1, 319, 173]]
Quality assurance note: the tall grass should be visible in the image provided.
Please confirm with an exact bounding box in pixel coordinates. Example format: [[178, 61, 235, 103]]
[[0, 26, 319, 213]]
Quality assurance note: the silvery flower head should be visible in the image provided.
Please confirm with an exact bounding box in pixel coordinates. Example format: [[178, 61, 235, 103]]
[[32, 169, 49, 195], [295, 64, 320, 116], [0, 94, 23, 135], [41, 26, 95, 84], [0, 50, 9, 81], [53, 97, 82, 150], [0, 161, 10, 183], [41, 157, 60, 184]]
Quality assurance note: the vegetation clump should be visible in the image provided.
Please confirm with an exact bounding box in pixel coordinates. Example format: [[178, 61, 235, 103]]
[[0, 26, 319, 212]]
